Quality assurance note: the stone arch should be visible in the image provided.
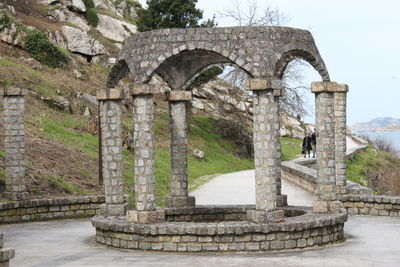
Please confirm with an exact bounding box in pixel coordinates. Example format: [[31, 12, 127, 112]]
[[148, 48, 253, 90], [106, 59, 131, 89], [274, 49, 330, 81]]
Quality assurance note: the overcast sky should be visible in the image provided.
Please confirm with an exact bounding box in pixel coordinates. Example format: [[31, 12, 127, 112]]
[[137, 0, 400, 124]]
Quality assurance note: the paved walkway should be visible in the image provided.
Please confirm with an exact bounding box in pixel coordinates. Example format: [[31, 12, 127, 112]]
[[192, 170, 314, 207]]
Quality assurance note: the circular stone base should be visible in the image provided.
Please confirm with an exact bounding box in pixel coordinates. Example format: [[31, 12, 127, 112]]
[[92, 205, 347, 252]]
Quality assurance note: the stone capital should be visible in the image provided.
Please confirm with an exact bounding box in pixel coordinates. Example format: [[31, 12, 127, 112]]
[[1, 87, 28, 96], [130, 83, 156, 96], [164, 91, 192, 101], [311, 82, 349, 93], [96, 88, 123, 100], [244, 78, 283, 92]]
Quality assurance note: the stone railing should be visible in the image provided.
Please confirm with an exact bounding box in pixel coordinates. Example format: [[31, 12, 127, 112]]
[[281, 140, 400, 217], [0, 195, 104, 224], [340, 194, 400, 216]]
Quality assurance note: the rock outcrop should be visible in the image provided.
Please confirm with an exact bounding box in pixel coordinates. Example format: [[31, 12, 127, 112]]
[[62, 26, 106, 56], [48, 9, 90, 32], [96, 14, 137, 42]]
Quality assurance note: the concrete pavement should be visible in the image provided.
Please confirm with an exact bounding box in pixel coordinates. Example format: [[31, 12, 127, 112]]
[[192, 169, 314, 207], [1, 215, 400, 266]]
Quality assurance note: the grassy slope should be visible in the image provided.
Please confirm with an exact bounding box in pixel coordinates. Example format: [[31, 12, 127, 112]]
[[23, 97, 301, 206], [347, 146, 400, 195]]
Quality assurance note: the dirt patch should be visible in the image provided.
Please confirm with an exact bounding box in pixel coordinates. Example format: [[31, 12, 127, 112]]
[[25, 131, 101, 197]]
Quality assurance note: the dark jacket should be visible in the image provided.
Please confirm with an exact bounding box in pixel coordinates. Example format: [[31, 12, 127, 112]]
[[311, 133, 316, 145], [302, 136, 312, 151]]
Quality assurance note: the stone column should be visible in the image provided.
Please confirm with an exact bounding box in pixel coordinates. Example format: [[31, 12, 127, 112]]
[[274, 96, 288, 207], [165, 91, 195, 208], [1, 87, 28, 201], [97, 89, 126, 216], [0, 233, 15, 267], [127, 84, 164, 224], [311, 82, 345, 213], [334, 86, 349, 195], [244, 79, 284, 223]]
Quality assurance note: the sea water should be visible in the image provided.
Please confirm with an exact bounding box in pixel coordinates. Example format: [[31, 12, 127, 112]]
[[355, 131, 400, 155]]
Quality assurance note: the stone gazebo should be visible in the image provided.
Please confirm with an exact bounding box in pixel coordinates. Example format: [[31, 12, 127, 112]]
[[92, 26, 348, 252]]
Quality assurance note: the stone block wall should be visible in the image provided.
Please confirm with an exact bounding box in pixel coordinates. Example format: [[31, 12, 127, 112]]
[[281, 145, 400, 217], [340, 194, 400, 216], [0, 195, 104, 224], [92, 208, 347, 252]]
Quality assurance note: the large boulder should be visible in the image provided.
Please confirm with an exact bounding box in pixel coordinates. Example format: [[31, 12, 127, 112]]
[[46, 30, 68, 49], [93, 0, 123, 18], [41, 96, 72, 113], [95, 14, 137, 42], [48, 9, 90, 31], [67, 0, 86, 13], [115, 0, 138, 19], [62, 26, 106, 56]]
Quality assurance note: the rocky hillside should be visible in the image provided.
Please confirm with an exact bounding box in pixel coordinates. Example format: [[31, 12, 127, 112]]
[[1, 0, 138, 65], [351, 117, 400, 132]]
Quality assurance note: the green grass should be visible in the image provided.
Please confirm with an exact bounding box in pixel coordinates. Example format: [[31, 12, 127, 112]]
[[31, 114, 98, 159], [44, 176, 89, 195], [282, 137, 302, 161], [347, 146, 384, 187], [28, 107, 302, 205]]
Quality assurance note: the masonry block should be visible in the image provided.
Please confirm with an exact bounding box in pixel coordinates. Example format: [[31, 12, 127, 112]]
[[247, 209, 284, 223], [99, 203, 127, 216], [164, 91, 192, 101], [165, 196, 195, 208], [127, 210, 165, 224]]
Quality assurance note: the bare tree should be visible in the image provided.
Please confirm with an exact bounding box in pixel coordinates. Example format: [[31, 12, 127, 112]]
[[218, 0, 311, 118]]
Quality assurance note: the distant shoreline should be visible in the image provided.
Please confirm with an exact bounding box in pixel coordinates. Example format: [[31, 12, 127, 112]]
[[355, 129, 400, 133]]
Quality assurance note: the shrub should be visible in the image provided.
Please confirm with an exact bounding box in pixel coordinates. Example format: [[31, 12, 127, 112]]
[[83, 0, 95, 9], [25, 30, 69, 68], [85, 8, 99, 27]]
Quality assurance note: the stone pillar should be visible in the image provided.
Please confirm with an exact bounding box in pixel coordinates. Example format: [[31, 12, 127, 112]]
[[244, 79, 284, 223], [0, 233, 15, 267], [165, 91, 195, 208], [97, 89, 126, 216], [1, 87, 28, 201], [127, 84, 164, 224], [334, 86, 349, 195], [274, 95, 287, 207], [311, 82, 345, 213]]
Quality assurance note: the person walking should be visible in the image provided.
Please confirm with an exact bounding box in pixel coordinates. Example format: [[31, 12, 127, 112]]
[[302, 133, 312, 158], [311, 131, 317, 158]]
